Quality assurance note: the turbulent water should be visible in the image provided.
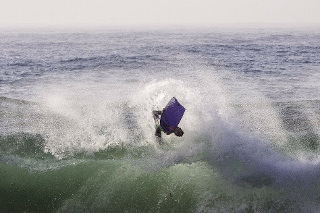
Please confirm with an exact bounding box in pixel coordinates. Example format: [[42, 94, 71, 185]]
[[1, 26, 320, 212]]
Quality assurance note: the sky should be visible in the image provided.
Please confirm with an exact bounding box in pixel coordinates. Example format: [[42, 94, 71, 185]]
[[0, 0, 320, 27]]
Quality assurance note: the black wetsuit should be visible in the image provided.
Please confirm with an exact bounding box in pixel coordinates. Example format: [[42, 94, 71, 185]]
[[152, 110, 163, 140]]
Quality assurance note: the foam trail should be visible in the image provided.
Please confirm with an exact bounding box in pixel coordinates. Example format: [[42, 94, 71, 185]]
[[208, 113, 320, 201], [173, 69, 320, 199]]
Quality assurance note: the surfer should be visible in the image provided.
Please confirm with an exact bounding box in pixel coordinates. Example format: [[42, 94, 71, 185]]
[[153, 110, 184, 136], [152, 97, 185, 144]]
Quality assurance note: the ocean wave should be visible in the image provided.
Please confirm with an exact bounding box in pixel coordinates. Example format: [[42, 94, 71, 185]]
[[1, 30, 320, 212], [0, 132, 50, 159], [0, 96, 35, 105], [58, 54, 166, 70]]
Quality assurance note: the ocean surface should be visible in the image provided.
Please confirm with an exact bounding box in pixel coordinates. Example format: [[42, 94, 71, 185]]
[[1, 26, 320, 212]]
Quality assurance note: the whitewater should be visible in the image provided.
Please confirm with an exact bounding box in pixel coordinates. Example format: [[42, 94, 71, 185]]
[[1, 26, 320, 212]]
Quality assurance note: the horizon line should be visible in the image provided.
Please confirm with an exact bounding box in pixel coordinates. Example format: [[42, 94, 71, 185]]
[[1, 22, 319, 32]]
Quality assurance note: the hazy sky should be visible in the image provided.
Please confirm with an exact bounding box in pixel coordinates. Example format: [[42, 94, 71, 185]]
[[1, 0, 320, 27]]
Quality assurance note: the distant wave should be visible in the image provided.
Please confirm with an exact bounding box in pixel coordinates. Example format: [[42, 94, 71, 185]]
[[7, 60, 46, 68], [59, 54, 165, 70], [0, 96, 35, 105]]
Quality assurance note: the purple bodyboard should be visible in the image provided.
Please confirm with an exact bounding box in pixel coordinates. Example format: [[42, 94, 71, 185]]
[[160, 97, 185, 133]]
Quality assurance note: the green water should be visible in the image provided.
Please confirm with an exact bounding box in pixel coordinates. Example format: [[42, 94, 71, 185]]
[[0, 141, 298, 213]]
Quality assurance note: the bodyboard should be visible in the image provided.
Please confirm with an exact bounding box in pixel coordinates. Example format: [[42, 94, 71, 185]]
[[160, 97, 185, 133]]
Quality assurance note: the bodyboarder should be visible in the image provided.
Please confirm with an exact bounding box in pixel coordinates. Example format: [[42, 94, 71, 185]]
[[152, 97, 185, 144]]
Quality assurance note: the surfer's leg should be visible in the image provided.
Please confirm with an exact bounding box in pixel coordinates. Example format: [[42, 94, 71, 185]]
[[155, 126, 163, 144], [153, 111, 163, 144], [155, 126, 161, 137], [156, 136, 163, 145]]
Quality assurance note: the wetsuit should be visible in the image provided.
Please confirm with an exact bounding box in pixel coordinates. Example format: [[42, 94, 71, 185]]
[[152, 110, 164, 138]]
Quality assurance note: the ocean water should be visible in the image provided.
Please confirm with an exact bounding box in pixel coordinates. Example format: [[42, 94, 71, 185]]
[[1, 26, 320, 212]]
